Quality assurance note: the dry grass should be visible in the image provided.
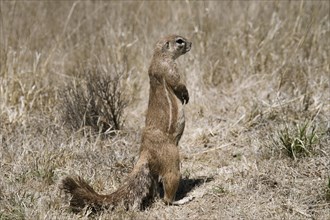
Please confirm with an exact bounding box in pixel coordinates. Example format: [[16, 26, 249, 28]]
[[0, 1, 329, 219]]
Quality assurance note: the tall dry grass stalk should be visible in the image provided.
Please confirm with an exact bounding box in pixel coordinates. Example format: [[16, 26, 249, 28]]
[[0, 1, 329, 219]]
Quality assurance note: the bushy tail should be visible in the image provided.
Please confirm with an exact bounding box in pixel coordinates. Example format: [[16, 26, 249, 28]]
[[60, 161, 156, 213], [61, 176, 104, 212]]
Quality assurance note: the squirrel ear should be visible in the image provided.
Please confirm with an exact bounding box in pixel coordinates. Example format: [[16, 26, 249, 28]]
[[165, 41, 170, 49], [162, 41, 170, 52]]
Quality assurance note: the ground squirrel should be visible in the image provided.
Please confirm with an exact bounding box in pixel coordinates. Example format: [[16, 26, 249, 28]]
[[60, 34, 192, 212]]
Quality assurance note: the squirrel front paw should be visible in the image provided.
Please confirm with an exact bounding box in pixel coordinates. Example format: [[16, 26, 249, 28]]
[[174, 84, 189, 104]]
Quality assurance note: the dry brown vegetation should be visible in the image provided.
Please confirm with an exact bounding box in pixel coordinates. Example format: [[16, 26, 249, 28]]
[[0, 1, 329, 219]]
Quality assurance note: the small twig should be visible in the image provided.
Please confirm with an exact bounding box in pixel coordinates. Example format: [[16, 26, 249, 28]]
[[172, 196, 195, 206], [293, 208, 311, 218]]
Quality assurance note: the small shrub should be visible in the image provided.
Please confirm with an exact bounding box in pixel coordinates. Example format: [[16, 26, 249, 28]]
[[59, 67, 128, 135], [277, 121, 319, 159]]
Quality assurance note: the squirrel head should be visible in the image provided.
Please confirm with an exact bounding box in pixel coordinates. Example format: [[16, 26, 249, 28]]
[[155, 35, 192, 60]]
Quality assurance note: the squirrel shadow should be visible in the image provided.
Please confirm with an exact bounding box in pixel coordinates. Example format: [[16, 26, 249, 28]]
[[158, 176, 214, 201]]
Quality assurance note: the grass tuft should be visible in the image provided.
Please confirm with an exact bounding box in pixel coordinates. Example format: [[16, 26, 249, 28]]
[[277, 121, 319, 159]]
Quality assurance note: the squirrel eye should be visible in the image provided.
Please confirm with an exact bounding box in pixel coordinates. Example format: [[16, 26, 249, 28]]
[[176, 39, 185, 45]]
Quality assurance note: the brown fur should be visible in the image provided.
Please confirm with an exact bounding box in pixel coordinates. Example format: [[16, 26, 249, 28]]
[[60, 34, 192, 212]]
